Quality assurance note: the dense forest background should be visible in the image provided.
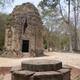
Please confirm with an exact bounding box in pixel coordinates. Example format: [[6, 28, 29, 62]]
[[38, 0, 80, 52]]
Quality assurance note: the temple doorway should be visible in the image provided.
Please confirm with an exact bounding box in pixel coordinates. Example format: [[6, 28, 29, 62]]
[[22, 40, 29, 52]]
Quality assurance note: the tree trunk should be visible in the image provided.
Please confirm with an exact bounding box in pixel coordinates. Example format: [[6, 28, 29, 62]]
[[59, 0, 73, 52], [73, 1, 78, 51]]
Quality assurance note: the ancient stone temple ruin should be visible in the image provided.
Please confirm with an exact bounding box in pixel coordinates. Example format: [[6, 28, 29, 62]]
[[4, 3, 43, 57]]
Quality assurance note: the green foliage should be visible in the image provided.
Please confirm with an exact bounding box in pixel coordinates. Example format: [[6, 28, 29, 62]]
[[0, 0, 4, 6], [38, 0, 59, 10], [43, 39, 47, 49], [0, 0, 14, 50], [0, 13, 8, 49], [60, 35, 69, 50], [0, 0, 14, 6]]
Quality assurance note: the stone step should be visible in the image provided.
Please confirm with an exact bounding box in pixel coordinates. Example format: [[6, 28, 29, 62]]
[[12, 70, 34, 80], [22, 59, 62, 71], [58, 68, 71, 80], [33, 71, 62, 80], [33, 68, 71, 80], [12, 69, 70, 80]]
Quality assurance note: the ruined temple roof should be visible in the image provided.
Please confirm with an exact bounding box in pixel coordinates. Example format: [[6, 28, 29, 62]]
[[6, 2, 43, 28], [12, 2, 39, 16], [11, 2, 41, 21]]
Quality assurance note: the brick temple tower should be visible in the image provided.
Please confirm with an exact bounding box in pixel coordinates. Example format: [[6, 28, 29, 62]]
[[4, 3, 43, 57]]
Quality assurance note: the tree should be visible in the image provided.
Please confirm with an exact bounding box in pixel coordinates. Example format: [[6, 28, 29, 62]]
[[38, 3, 70, 51], [38, 0, 80, 52], [0, 0, 14, 50], [0, 0, 14, 6]]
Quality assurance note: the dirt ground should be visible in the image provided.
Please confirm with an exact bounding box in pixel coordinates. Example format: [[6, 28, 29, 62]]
[[45, 52, 80, 69], [0, 52, 80, 68], [0, 52, 80, 80]]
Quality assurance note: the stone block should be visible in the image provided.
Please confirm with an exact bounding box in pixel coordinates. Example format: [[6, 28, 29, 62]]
[[58, 68, 71, 80], [33, 71, 62, 80], [12, 70, 34, 80], [22, 59, 62, 71]]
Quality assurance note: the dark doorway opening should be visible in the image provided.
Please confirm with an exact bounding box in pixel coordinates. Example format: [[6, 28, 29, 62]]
[[22, 40, 29, 52]]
